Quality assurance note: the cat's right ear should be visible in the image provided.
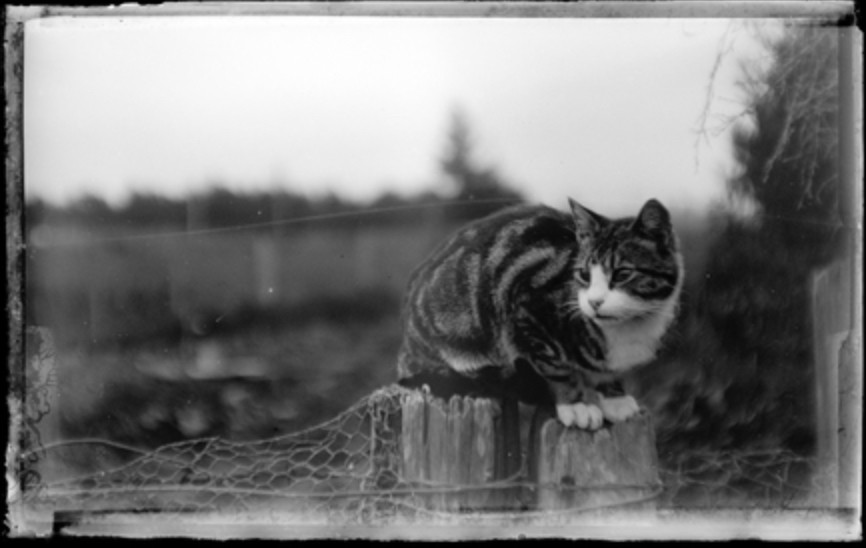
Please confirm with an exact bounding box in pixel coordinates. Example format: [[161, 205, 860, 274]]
[[631, 199, 673, 248], [569, 198, 603, 242]]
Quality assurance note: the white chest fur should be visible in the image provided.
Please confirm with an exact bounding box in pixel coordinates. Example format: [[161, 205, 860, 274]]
[[599, 297, 678, 372]]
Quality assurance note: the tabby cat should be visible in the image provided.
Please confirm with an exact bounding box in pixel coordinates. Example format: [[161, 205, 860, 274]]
[[397, 198, 683, 429]]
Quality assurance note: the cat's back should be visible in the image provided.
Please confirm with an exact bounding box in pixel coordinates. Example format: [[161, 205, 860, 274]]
[[406, 203, 574, 294], [403, 204, 576, 342], [398, 203, 579, 378]]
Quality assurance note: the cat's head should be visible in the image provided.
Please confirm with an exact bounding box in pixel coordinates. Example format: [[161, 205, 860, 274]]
[[568, 198, 683, 325]]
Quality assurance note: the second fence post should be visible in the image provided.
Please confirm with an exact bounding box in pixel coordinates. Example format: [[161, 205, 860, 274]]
[[533, 411, 661, 512]]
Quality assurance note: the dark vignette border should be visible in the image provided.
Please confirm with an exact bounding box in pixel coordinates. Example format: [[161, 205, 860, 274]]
[[3, 0, 860, 540]]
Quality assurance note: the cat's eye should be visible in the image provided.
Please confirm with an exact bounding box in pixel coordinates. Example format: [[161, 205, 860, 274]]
[[576, 267, 590, 284], [612, 268, 635, 284]]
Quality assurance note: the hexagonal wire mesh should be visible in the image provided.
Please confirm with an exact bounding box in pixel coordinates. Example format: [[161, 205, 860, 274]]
[[18, 384, 816, 525], [22, 385, 418, 520]]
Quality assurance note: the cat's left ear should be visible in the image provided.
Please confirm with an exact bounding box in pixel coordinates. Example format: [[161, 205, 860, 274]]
[[569, 198, 606, 242], [632, 199, 673, 247]]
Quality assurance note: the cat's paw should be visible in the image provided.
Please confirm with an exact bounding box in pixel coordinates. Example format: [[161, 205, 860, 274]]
[[599, 395, 640, 423], [556, 402, 604, 430]]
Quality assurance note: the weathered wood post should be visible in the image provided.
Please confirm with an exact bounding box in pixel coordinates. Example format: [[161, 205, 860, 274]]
[[811, 258, 859, 508], [533, 411, 661, 512], [253, 236, 279, 306], [494, 396, 524, 511], [400, 388, 661, 513], [400, 390, 517, 512]]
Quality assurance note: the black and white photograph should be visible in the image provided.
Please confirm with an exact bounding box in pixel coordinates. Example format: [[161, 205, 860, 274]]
[[6, 1, 861, 540]]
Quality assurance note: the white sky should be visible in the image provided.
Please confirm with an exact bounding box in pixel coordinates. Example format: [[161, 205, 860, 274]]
[[23, 15, 766, 216]]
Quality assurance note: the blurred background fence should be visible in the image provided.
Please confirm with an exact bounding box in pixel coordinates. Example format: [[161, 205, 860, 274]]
[[27, 222, 451, 347]]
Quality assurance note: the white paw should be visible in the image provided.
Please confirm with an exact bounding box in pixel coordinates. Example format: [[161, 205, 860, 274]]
[[599, 395, 640, 423], [556, 402, 604, 430]]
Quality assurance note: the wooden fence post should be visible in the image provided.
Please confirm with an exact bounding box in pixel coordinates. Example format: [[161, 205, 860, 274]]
[[493, 396, 525, 511], [811, 258, 860, 508], [533, 411, 661, 512], [253, 236, 279, 306], [399, 389, 661, 514], [400, 390, 508, 512]]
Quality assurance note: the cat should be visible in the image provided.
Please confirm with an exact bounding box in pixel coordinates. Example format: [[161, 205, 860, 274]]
[[397, 198, 683, 429]]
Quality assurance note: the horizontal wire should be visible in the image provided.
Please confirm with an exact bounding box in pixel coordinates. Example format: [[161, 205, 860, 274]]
[[29, 200, 858, 252], [29, 198, 523, 250]]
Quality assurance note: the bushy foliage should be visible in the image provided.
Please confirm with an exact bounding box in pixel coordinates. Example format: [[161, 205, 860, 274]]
[[727, 23, 846, 265], [641, 22, 846, 460]]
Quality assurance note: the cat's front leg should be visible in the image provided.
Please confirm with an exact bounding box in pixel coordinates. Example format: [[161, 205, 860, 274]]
[[512, 306, 603, 429], [597, 380, 640, 423]]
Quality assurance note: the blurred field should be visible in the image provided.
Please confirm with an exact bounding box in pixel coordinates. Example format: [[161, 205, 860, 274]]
[[27, 222, 453, 346], [26, 217, 465, 469]]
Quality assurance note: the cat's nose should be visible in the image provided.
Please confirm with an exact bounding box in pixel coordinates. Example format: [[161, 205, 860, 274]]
[[588, 298, 603, 311]]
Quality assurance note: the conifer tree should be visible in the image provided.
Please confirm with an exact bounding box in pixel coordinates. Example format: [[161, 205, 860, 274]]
[[439, 109, 523, 220]]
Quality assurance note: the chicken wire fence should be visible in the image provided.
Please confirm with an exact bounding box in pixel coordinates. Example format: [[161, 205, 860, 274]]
[[16, 385, 596, 522], [658, 448, 818, 509], [16, 386, 819, 524], [14, 328, 819, 524], [18, 384, 418, 519]]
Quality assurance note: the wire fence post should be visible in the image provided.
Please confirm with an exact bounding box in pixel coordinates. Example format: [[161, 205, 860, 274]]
[[396, 390, 663, 513], [533, 411, 661, 512], [493, 395, 525, 511], [399, 390, 505, 512], [810, 258, 859, 508]]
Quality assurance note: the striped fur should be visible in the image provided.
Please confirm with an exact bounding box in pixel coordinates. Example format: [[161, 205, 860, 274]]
[[397, 198, 683, 428]]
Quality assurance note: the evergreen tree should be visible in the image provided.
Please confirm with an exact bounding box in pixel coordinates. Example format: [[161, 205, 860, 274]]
[[439, 109, 523, 220]]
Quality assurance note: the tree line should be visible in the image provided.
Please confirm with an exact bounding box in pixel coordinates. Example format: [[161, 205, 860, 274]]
[[26, 109, 524, 235]]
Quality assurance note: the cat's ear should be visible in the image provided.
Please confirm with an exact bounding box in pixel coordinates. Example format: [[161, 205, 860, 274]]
[[632, 199, 673, 247], [569, 198, 605, 242]]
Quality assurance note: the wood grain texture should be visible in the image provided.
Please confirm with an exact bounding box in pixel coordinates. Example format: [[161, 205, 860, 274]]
[[400, 391, 428, 486], [400, 391, 504, 512], [534, 411, 660, 511], [467, 398, 498, 509], [811, 258, 860, 508], [401, 391, 661, 513]]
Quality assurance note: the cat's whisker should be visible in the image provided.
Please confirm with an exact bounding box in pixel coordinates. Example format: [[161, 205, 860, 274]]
[[562, 300, 585, 319]]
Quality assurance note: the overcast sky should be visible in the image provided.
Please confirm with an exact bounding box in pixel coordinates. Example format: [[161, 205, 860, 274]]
[[24, 15, 767, 216]]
